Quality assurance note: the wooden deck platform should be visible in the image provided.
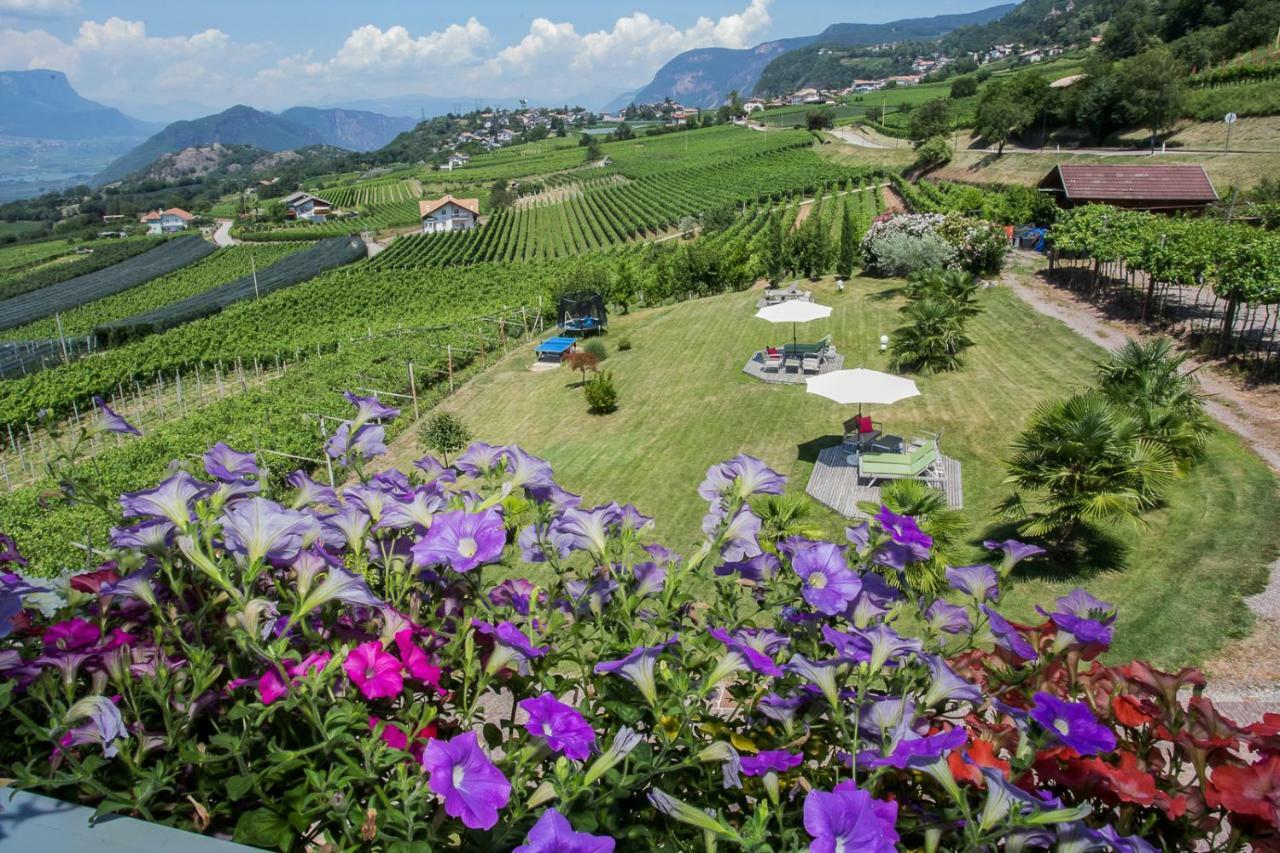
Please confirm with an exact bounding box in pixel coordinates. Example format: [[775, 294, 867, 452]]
[[743, 351, 845, 384], [805, 444, 963, 518]]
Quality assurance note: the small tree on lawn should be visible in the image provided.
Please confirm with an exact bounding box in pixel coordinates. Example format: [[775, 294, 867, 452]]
[[836, 203, 857, 280], [420, 411, 471, 465], [584, 370, 618, 414], [566, 350, 600, 386]]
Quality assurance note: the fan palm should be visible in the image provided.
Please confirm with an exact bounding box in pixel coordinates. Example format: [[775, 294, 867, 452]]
[[999, 392, 1177, 549], [751, 492, 824, 547], [858, 478, 969, 596], [889, 294, 975, 375], [1094, 338, 1211, 468]]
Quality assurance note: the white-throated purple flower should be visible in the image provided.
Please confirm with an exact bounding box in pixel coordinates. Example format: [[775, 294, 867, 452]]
[[342, 390, 399, 431], [947, 564, 1000, 603], [119, 472, 212, 527], [852, 624, 922, 672], [861, 696, 916, 744], [631, 562, 666, 597], [412, 508, 505, 573], [1038, 588, 1117, 648], [792, 542, 860, 616], [489, 578, 539, 614], [320, 503, 370, 552], [503, 446, 555, 491], [924, 599, 972, 635], [472, 619, 549, 674], [420, 732, 510, 830], [614, 503, 654, 533], [101, 567, 158, 609], [738, 627, 789, 657], [293, 565, 383, 620], [875, 506, 932, 557], [803, 780, 899, 852], [456, 441, 505, 476], [741, 750, 804, 777], [220, 497, 313, 565], [706, 626, 784, 689], [528, 482, 581, 510], [921, 654, 982, 708], [514, 807, 615, 853], [89, 397, 140, 437], [858, 727, 966, 770], [518, 693, 596, 761], [713, 507, 763, 562], [203, 442, 258, 482], [109, 519, 174, 554], [846, 522, 871, 552], [594, 637, 677, 705], [756, 692, 807, 734], [722, 454, 786, 501], [518, 521, 573, 563], [326, 422, 387, 465], [713, 552, 780, 582], [1029, 692, 1117, 756], [558, 504, 620, 558], [563, 577, 621, 617], [60, 695, 127, 758], [697, 459, 737, 503], [984, 538, 1047, 574], [378, 488, 443, 532], [582, 726, 642, 786], [785, 654, 845, 710], [345, 484, 392, 525], [982, 605, 1038, 661]]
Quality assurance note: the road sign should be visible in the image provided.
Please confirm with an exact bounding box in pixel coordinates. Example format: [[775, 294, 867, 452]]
[[1225, 112, 1238, 125], [1225, 113, 1237, 152]]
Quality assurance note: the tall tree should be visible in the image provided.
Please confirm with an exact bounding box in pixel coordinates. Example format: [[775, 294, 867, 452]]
[[836, 202, 857, 280], [759, 210, 785, 285], [1118, 47, 1187, 150], [907, 99, 951, 148]]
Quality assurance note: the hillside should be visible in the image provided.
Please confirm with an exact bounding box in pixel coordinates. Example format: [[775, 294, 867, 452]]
[[128, 142, 350, 184], [0, 69, 158, 140], [277, 107, 414, 152], [625, 5, 1015, 109], [941, 0, 1121, 52]]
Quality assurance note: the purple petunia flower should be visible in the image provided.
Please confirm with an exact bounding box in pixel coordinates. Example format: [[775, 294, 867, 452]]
[[982, 605, 1037, 661], [723, 455, 787, 500], [740, 750, 804, 777], [631, 562, 666, 597], [378, 489, 443, 532], [44, 617, 99, 652], [421, 732, 511, 830], [947, 564, 1000, 603], [518, 521, 574, 564], [920, 654, 982, 707], [1096, 824, 1158, 853], [793, 542, 861, 616], [562, 577, 620, 617], [90, 397, 140, 437], [1029, 692, 1117, 756], [557, 505, 620, 557], [803, 780, 899, 853], [456, 441, 506, 476], [1039, 588, 1116, 647], [756, 692, 807, 731], [827, 624, 921, 672], [614, 503, 653, 533], [109, 518, 175, 553], [713, 553, 780, 582], [472, 619, 550, 674], [594, 637, 678, 705], [489, 578, 539, 614], [119, 472, 212, 527], [514, 808, 615, 853], [707, 626, 784, 678], [220, 497, 313, 564], [203, 442, 258, 482], [875, 506, 932, 557], [858, 727, 966, 769], [325, 422, 388, 466], [715, 507, 764, 562], [785, 655, 846, 710], [412, 508, 505, 572], [518, 693, 596, 761], [342, 391, 400, 430], [845, 522, 871, 552], [504, 446, 556, 491], [924, 599, 972, 634], [984, 538, 1046, 573], [60, 695, 127, 759]]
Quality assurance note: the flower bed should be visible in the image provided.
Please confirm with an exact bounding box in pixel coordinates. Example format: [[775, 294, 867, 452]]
[[1, 396, 1278, 849], [862, 212, 1008, 278]]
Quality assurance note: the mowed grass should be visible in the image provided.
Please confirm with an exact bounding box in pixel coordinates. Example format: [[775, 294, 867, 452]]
[[392, 276, 1280, 667]]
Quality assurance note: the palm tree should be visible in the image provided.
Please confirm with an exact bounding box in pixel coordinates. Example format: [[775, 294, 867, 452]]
[[751, 493, 823, 547], [858, 479, 968, 596], [888, 295, 974, 374], [999, 392, 1177, 550], [1094, 338, 1211, 469]]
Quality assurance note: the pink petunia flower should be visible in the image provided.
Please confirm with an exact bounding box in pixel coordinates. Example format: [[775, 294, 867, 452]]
[[258, 669, 288, 706], [344, 640, 404, 700], [394, 630, 446, 695]]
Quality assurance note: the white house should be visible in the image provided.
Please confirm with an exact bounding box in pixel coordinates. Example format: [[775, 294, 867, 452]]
[[744, 98, 766, 113], [788, 88, 823, 105], [496, 128, 515, 143], [420, 195, 480, 234], [139, 207, 194, 235], [442, 152, 471, 171], [279, 192, 333, 222]]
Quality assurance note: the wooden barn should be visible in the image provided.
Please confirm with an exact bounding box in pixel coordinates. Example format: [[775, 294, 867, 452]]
[[1038, 164, 1219, 214]]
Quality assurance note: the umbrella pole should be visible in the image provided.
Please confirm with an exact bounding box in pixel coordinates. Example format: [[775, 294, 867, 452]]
[[792, 323, 798, 345]]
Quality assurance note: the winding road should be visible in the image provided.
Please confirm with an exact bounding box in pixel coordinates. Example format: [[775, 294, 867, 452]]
[[212, 219, 236, 247]]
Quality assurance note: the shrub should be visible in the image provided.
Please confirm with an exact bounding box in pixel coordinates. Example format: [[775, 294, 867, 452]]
[[617, 338, 632, 351], [565, 350, 600, 385], [865, 229, 957, 277], [583, 338, 607, 361], [914, 135, 953, 172], [861, 213, 1007, 277], [583, 370, 617, 414], [0, 399, 1268, 851], [419, 410, 471, 465]]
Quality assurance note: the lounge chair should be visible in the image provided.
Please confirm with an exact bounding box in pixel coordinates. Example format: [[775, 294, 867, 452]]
[[802, 353, 821, 374], [859, 438, 942, 484], [763, 347, 782, 371], [842, 415, 882, 448]]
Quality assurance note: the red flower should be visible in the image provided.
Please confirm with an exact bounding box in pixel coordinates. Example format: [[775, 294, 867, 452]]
[[948, 737, 1011, 786], [1035, 748, 1186, 818], [1206, 754, 1280, 827], [1121, 661, 1206, 716], [1113, 694, 1157, 728], [70, 567, 119, 594], [1248, 714, 1280, 754]]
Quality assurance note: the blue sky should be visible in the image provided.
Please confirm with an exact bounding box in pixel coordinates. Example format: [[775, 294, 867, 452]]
[[0, 0, 998, 118]]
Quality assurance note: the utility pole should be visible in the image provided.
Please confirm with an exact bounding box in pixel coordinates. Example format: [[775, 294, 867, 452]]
[[251, 254, 259, 299]]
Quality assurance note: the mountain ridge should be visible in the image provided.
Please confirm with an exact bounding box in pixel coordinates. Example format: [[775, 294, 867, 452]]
[[0, 69, 160, 139]]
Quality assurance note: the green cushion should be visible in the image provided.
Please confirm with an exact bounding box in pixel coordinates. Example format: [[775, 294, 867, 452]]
[[860, 445, 937, 477]]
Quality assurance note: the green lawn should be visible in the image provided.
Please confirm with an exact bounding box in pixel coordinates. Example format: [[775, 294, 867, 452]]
[[392, 276, 1280, 667]]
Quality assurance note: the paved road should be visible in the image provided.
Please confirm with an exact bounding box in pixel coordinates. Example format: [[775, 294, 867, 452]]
[[213, 219, 236, 247], [827, 127, 889, 149]]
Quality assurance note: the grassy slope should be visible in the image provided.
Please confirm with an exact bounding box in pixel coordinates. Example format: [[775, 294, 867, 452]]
[[387, 276, 1280, 667]]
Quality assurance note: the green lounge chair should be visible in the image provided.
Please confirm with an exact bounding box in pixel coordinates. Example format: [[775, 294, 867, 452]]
[[859, 440, 941, 484]]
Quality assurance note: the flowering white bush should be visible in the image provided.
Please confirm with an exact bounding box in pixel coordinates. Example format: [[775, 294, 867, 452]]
[[863, 213, 1008, 277]]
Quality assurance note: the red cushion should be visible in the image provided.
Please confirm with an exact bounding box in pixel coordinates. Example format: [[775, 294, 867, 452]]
[[766, 347, 779, 356], [857, 416, 874, 434]]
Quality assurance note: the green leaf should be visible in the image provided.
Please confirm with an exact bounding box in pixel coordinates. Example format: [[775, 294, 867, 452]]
[[234, 808, 293, 850], [387, 843, 433, 853], [482, 723, 503, 750], [91, 798, 134, 820], [225, 774, 256, 800]]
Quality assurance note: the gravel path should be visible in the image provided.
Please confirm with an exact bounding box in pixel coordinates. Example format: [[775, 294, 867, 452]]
[[1003, 257, 1280, 722]]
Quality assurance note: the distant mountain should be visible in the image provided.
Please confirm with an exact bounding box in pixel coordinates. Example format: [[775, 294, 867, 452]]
[[940, 0, 1119, 53], [623, 5, 1016, 109], [0, 69, 159, 139], [599, 90, 639, 114], [127, 142, 350, 184], [329, 95, 527, 120], [95, 104, 413, 184]]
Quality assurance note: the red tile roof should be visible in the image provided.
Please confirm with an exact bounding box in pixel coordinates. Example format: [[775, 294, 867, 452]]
[[1045, 164, 1218, 202], [420, 195, 480, 217]]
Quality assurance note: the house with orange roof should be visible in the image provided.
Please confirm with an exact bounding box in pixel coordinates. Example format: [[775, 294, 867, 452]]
[[420, 195, 480, 234], [139, 207, 194, 235]]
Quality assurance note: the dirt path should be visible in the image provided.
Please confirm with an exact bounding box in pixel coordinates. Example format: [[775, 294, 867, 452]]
[[1004, 256, 1280, 719], [212, 219, 237, 247]]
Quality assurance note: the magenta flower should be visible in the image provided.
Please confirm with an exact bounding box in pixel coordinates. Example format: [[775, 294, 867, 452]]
[[804, 780, 900, 853], [203, 442, 259, 482], [394, 629, 444, 694], [43, 618, 100, 652], [740, 750, 803, 777], [288, 651, 332, 678], [515, 808, 615, 853], [258, 668, 288, 705], [1029, 693, 1117, 756], [344, 640, 404, 700], [518, 693, 596, 761], [90, 397, 140, 437], [792, 542, 861, 616], [421, 732, 511, 830], [412, 508, 506, 572]]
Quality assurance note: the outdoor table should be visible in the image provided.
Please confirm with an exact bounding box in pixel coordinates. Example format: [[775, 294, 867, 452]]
[[869, 435, 904, 454]]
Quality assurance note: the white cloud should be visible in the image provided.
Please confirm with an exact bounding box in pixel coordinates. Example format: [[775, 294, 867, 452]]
[[0, 0, 79, 17], [327, 18, 491, 72]]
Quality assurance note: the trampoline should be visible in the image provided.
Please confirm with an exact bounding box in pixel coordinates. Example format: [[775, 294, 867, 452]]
[[536, 336, 578, 362], [557, 292, 607, 337], [563, 316, 603, 335]]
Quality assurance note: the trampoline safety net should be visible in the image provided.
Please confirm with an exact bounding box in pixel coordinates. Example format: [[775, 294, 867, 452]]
[[557, 292, 607, 332]]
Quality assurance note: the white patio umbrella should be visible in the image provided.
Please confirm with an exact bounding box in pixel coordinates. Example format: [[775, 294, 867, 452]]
[[754, 300, 832, 345], [805, 368, 920, 417]]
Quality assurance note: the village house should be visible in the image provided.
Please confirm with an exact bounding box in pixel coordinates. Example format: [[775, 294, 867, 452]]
[[443, 152, 471, 171], [420, 195, 480, 234], [279, 192, 333, 222], [789, 88, 823, 105], [139, 207, 194, 234], [1038, 164, 1220, 214], [886, 75, 923, 87], [496, 128, 515, 143], [743, 98, 766, 113]]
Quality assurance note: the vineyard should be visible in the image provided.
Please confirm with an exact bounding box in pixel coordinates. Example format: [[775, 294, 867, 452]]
[[0, 236, 164, 301], [0, 236, 215, 331], [232, 201, 421, 241], [321, 178, 422, 208], [0, 243, 308, 342]]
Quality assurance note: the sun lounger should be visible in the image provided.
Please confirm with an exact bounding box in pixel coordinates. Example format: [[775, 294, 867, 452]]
[[858, 439, 941, 484], [802, 353, 821, 374]]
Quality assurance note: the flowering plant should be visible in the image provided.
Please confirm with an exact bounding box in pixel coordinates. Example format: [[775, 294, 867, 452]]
[[1, 393, 1277, 850], [863, 213, 1008, 277]]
